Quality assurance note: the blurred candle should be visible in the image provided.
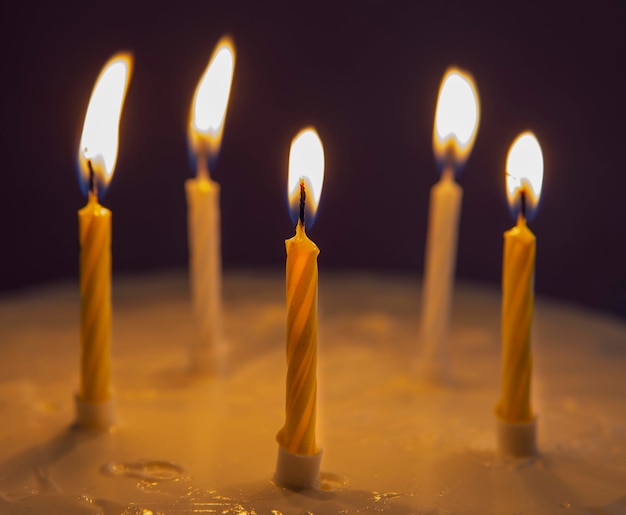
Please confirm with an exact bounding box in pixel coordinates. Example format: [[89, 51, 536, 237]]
[[496, 132, 543, 423], [277, 128, 325, 456], [186, 36, 235, 373], [419, 67, 480, 381], [76, 53, 132, 404]]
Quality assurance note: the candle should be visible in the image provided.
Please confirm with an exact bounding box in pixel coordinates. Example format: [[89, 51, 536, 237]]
[[277, 128, 325, 457], [76, 53, 133, 405], [419, 67, 480, 381], [186, 36, 235, 373], [496, 131, 544, 424]]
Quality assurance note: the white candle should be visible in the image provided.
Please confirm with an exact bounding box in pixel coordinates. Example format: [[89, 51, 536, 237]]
[[419, 166, 462, 378], [186, 166, 222, 373], [419, 67, 480, 382], [186, 36, 235, 373]]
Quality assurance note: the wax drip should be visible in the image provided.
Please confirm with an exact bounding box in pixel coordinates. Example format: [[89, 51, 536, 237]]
[[299, 177, 306, 226]]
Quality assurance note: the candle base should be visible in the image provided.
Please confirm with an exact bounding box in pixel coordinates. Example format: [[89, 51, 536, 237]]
[[74, 395, 116, 431], [274, 445, 322, 490], [496, 417, 537, 457]]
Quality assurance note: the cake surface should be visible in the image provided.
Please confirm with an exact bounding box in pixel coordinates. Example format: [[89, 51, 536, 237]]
[[0, 271, 625, 514]]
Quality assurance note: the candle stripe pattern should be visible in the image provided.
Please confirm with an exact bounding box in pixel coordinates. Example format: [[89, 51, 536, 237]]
[[277, 222, 319, 455], [186, 178, 222, 370], [78, 194, 112, 404], [496, 218, 535, 423]]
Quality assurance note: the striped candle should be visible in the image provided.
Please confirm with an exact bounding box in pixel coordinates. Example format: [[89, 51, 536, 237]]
[[76, 52, 132, 405], [496, 131, 544, 424], [277, 219, 320, 455], [277, 128, 325, 457], [78, 192, 112, 403], [496, 217, 535, 422]]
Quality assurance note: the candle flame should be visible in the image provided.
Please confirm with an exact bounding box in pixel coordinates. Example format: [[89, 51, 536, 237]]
[[188, 36, 236, 175], [506, 131, 543, 220], [288, 127, 325, 228], [77, 52, 133, 198], [433, 67, 480, 172]]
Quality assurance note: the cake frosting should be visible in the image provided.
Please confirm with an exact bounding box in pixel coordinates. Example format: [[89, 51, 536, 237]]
[[0, 271, 625, 514]]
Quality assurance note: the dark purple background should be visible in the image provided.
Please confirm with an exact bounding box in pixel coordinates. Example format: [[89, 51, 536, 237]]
[[1, 1, 625, 317]]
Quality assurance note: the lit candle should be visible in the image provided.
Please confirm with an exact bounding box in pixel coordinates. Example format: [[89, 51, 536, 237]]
[[275, 128, 324, 489], [418, 67, 480, 381], [186, 36, 235, 373], [76, 53, 132, 418], [496, 132, 543, 425]]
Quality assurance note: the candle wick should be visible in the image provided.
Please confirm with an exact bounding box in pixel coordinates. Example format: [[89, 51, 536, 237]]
[[520, 189, 527, 220], [197, 155, 210, 181], [299, 178, 306, 227], [87, 160, 98, 198], [443, 145, 456, 173], [442, 166, 454, 181]]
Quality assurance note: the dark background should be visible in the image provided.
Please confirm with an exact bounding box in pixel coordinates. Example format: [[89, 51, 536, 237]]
[[1, 1, 625, 318]]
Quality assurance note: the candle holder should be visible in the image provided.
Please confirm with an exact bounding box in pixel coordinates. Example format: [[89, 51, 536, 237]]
[[274, 445, 323, 490], [496, 417, 537, 457], [75, 395, 116, 431]]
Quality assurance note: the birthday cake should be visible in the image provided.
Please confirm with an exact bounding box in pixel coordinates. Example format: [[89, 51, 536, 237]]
[[0, 271, 625, 514]]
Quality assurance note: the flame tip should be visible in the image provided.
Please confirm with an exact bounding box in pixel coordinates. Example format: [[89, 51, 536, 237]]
[[217, 34, 236, 49]]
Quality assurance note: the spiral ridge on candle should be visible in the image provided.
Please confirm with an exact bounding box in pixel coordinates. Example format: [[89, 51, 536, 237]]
[[278, 223, 319, 455], [497, 220, 535, 423], [79, 196, 112, 403]]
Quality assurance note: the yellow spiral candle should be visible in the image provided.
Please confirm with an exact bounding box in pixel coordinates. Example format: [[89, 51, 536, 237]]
[[277, 128, 324, 458], [78, 193, 112, 403], [496, 131, 543, 424], [76, 52, 132, 407], [277, 220, 320, 455], [496, 216, 535, 422]]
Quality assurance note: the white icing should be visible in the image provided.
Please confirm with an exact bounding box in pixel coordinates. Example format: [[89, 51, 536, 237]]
[[0, 271, 624, 514]]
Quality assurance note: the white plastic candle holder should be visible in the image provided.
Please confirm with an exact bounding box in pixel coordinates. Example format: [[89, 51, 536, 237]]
[[75, 395, 116, 431], [274, 445, 322, 490], [497, 417, 537, 457]]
